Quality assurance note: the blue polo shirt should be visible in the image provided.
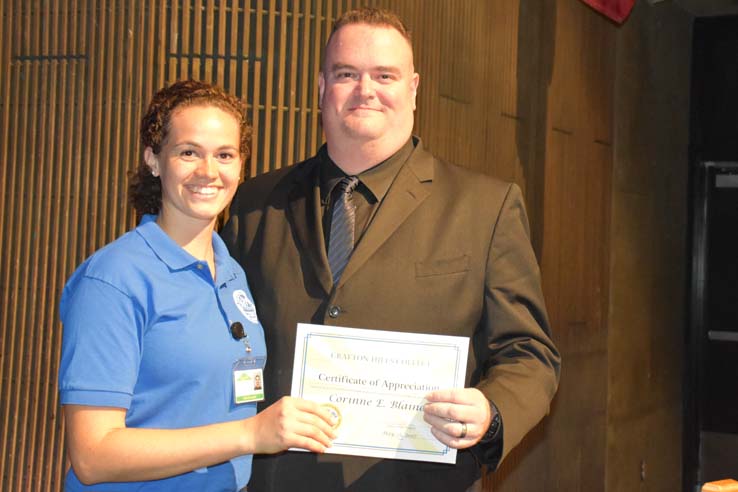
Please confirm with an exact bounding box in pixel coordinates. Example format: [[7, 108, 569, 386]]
[[59, 214, 265, 491]]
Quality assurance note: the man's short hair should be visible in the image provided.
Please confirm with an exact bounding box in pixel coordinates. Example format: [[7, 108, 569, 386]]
[[329, 7, 412, 44], [322, 8, 414, 72]]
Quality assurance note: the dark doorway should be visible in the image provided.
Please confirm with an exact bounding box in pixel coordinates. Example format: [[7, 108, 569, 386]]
[[686, 15, 738, 492]]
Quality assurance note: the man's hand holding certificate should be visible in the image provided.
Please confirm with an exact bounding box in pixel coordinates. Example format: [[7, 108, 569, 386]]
[[290, 323, 469, 464]]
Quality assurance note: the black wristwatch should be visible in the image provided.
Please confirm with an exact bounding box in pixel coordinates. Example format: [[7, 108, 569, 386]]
[[480, 402, 501, 443]]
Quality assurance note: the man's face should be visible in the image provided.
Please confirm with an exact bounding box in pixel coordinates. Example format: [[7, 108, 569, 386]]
[[319, 24, 419, 147]]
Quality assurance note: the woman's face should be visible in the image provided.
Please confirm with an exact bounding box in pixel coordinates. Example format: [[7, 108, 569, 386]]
[[145, 104, 242, 229]]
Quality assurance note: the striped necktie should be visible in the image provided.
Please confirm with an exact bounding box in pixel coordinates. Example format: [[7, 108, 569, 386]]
[[328, 176, 360, 285]]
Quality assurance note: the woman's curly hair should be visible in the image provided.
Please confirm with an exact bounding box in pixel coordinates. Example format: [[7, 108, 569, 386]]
[[129, 80, 251, 216]]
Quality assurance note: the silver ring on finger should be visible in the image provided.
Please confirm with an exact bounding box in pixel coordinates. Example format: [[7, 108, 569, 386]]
[[459, 422, 467, 439]]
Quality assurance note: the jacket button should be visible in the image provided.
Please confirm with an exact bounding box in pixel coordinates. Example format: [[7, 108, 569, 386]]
[[328, 306, 341, 318]]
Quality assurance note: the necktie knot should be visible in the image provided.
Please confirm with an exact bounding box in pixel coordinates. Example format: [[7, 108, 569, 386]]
[[338, 176, 360, 195]]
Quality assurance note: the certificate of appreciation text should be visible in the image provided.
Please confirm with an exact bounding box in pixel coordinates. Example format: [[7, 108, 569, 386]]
[[290, 323, 469, 464]]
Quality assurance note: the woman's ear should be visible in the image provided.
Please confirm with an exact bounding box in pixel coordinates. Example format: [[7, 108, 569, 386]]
[[144, 147, 160, 177]]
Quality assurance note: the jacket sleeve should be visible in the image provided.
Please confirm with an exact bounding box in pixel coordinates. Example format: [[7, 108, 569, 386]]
[[472, 183, 561, 468]]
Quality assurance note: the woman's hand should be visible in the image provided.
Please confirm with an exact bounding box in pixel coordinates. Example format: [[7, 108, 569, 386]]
[[248, 397, 338, 454]]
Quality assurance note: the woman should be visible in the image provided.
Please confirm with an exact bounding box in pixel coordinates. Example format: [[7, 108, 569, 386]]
[[58, 80, 336, 491]]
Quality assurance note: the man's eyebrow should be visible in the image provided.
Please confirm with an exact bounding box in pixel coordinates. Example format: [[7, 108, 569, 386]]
[[329, 63, 402, 74], [329, 63, 358, 72], [374, 65, 402, 74]]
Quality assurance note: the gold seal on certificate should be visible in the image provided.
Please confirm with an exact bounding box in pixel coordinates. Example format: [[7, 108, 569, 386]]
[[321, 403, 343, 429], [290, 323, 469, 464]]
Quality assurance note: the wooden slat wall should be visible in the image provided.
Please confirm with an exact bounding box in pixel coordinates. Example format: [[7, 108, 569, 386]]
[[0, 3, 88, 491], [0, 1, 684, 491]]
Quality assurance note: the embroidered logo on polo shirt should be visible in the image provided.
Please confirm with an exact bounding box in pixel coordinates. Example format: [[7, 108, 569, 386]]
[[233, 290, 259, 323]]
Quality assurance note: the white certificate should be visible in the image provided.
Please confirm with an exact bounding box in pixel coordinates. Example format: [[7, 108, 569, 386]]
[[290, 323, 469, 464]]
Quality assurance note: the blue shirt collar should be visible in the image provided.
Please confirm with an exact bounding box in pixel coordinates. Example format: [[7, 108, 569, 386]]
[[136, 215, 236, 283]]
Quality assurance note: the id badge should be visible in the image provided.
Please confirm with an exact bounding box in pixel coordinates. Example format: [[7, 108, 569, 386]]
[[233, 356, 266, 404]]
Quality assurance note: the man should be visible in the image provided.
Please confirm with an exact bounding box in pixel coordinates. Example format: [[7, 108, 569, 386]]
[[223, 8, 560, 492]]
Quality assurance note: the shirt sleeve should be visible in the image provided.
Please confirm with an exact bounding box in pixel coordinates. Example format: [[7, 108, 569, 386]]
[[58, 275, 145, 409]]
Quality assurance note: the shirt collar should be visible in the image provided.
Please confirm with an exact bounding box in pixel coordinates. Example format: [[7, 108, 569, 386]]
[[136, 214, 236, 282], [319, 138, 415, 204]]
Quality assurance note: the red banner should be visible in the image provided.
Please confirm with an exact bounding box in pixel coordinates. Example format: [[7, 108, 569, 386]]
[[580, 0, 636, 23]]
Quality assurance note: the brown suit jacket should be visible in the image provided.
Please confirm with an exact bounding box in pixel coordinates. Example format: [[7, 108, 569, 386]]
[[222, 138, 560, 492]]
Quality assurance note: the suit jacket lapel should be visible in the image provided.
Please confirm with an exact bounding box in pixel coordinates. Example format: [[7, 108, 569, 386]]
[[337, 145, 434, 287], [286, 161, 333, 294]]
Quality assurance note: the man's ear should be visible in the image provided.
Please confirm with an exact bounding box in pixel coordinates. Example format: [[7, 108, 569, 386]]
[[411, 73, 420, 111], [318, 72, 325, 109], [144, 147, 160, 177]]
